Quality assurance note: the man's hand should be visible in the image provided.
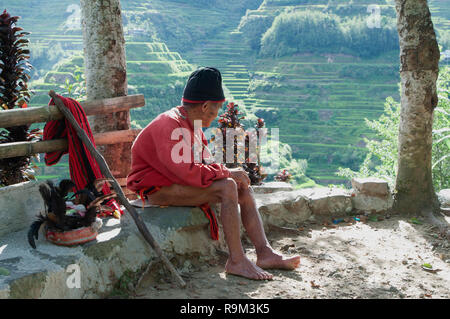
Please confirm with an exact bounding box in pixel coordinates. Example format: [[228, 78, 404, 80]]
[[229, 167, 250, 188]]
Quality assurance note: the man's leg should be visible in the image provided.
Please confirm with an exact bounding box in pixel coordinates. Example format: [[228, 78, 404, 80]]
[[238, 185, 301, 270], [146, 178, 272, 280]]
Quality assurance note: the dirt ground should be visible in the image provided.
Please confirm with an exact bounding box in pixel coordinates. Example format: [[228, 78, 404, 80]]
[[132, 214, 450, 299]]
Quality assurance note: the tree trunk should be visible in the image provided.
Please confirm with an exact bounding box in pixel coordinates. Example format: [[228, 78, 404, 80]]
[[80, 0, 132, 184], [393, 0, 441, 215]]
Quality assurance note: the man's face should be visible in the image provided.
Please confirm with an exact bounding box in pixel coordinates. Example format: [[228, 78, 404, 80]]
[[201, 101, 223, 127]]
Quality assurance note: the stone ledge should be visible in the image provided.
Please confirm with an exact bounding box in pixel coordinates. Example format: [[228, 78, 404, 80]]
[[351, 177, 391, 198], [350, 177, 394, 214], [296, 187, 353, 217], [254, 187, 353, 228], [438, 189, 450, 208], [255, 190, 311, 227], [252, 182, 293, 194], [0, 181, 45, 238]]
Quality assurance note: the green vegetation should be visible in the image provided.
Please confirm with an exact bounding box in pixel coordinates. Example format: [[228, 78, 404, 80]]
[[258, 9, 398, 58], [260, 139, 316, 187], [28, 42, 194, 130], [3, 0, 448, 186], [337, 66, 450, 192]]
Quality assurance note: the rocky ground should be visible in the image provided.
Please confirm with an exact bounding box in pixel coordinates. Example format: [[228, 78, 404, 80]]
[[126, 214, 449, 299]]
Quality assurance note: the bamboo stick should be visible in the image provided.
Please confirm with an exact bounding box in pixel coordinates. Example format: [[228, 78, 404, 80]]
[[48, 90, 186, 288], [0, 94, 145, 128], [0, 129, 141, 159]]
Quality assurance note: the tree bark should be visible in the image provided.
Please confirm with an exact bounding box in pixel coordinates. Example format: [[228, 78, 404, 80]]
[[393, 0, 441, 215], [80, 0, 132, 181]]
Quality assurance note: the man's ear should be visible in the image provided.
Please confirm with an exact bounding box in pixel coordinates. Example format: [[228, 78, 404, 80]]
[[201, 101, 209, 112]]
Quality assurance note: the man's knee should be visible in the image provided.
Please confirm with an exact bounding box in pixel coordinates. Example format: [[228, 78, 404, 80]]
[[238, 184, 254, 204], [214, 178, 238, 201]]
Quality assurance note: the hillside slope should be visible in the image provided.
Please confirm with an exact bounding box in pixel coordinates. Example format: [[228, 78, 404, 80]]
[[145, 0, 449, 186], [2, 0, 449, 186]]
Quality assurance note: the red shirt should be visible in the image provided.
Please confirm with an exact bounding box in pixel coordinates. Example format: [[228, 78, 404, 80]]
[[126, 105, 231, 192]]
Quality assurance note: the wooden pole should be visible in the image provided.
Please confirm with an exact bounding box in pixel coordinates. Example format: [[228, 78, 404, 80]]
[[0, 94, 145, 128], [48, 90, 186, 288], [0, 129, 141, 159]]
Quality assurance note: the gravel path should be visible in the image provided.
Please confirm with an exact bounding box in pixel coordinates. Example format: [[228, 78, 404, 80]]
[[132, 215, 450, 299]]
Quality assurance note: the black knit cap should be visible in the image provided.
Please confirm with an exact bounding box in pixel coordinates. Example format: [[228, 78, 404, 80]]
[[182, 67, 225, 103]]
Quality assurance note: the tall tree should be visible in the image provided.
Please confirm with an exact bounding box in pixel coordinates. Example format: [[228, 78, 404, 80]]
[[392, 0, 441, 215], [80, 0, 131, 183]]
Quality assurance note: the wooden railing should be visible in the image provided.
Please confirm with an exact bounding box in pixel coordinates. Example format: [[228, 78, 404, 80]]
[[0, 91, 145, 195]]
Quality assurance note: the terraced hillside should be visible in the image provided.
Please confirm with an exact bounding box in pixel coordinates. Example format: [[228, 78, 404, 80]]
[[120, 0, 262, 121], [3, 0, 196, 179], [140, 0, 393, 185], [430, 0, 450, 31], [2, 0, 449, 186], [154, 0, 449, 186], [29, 40, 194, 178], [243, 0, 449, 185]]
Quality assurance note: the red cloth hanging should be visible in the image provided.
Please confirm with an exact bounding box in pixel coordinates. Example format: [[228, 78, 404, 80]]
[[43, 94, 123, 218]]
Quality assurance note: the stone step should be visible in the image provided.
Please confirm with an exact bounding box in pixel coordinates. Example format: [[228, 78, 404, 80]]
[[0, 205, 226, 298]]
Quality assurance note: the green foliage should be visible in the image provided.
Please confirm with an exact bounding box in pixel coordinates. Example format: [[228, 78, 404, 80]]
[[59, 65, 87, 101], [28, 42, 67, 80], [338, 64, 397, 80], [259, 9, 398, 58], [337, 66, 450, 192], [341, 15, 398, 58], [108, 269, 139, 299], [260, 138, 313, 186], [336, 95, 400, 189], [261, 10, 343, 57], [167, 0, 262, 11], [238, 13, 274, 50], [432, 66, 450, 191], [437, 29, 450, 50]]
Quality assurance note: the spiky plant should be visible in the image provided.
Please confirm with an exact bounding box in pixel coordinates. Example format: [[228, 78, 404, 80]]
[[0, 10, 36, 186], [216, 102, 266, 185]]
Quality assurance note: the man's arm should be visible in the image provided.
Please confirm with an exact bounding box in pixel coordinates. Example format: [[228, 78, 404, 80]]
[[151, 123, 231, 188]]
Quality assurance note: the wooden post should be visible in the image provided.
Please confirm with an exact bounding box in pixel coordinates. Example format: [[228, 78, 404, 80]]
[[49, 90, 186, 288]]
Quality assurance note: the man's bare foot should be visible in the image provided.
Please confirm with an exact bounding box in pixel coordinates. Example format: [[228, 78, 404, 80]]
[[256, 249, 301, 270], [225, 256, 273, 280]]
